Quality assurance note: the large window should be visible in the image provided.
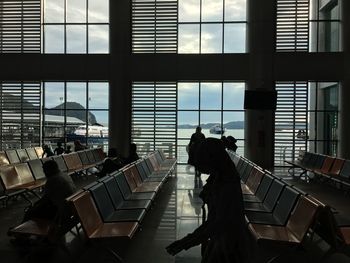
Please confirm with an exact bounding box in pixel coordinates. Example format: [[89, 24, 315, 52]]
[[43, 0, 109, 54], [43, 81, 109, 150], [310, 0, 340, 52], [177, 82, 245, 163], [178, 0, 247, 53], [308, 82, 338, 155]]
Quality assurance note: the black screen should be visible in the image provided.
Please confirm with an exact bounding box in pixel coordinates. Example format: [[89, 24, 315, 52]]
[[244, 90, 277, 110]]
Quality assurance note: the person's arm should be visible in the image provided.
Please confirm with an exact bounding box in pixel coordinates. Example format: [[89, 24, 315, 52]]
[[166, 222, 210, 255]]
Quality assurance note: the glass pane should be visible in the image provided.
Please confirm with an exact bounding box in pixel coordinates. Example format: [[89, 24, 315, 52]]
[[66, 110, 87, 143], [88, 0, 109, 23], [223, 82, 245, 110], [201, 24, 223, 53], [225, 0, 246, 21], [67, 25, 87, 54], [223, 111, 244, 154], [179, 0, 200, 22], [88, 25, 109, 53], [44, 109, 65, 138], [202, 0, 223, 22], [45, 82, 64, 110], [89, 111, 108, 127], [67, 82, 87, 108], [44, 25, 64, 53], [44, 0, 64, 23], [88, 82, 109, 109], [178, 24, 200, 54], [224, 23, 246, 53], [200, 111, 222, 138], [200, 83, 221, 110], [178, 82, 199, 110], [223, 112, 244, 131], [66, 0, 87, 23], [308, 82, 317, 111], [318, 21, 340, 52], [178, 111, 199, 126]]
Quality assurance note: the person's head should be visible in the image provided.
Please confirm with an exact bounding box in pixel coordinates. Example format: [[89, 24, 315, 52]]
[[57, 142, 62, 147], [195, 126, 202, 133], [43, 144, 49, 150], [74, 140, 81, 146], [66, 145, 71, 150], [108, 148, 118, 157], [227, 135, 237, 144], [42, 160, 60, 178], [194, 138, 234, 177]]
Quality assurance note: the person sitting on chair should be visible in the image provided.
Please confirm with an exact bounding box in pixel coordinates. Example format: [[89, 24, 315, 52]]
[[22, 160, 76, 222]]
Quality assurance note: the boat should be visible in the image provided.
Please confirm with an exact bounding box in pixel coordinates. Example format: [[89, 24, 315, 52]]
[[209, 125, 225, 135], [74, 125, 109, 137]]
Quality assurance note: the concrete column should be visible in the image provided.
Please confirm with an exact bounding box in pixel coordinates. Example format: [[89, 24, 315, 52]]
[[245, 0, 276, 169], [109, 0, 131, 157], [338, 0, 350, 158]]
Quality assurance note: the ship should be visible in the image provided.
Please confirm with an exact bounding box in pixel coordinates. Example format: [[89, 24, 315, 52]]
[[209, 125, 225, 135]]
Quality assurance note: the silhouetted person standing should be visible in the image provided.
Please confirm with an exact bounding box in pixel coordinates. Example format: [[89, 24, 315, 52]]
[[167, 138, 251, 263], [188, 126, 205, 176]]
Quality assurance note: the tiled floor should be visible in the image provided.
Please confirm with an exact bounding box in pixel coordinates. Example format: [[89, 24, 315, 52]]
[[1, 165, 350, 263]]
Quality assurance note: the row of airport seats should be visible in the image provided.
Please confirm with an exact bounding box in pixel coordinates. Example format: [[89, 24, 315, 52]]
[[8, 149, 176, 260], [227, 150, 350, 254], [0, 147, 45, 166], [285, 150, 350, 190], [0, 148, 106, 207]]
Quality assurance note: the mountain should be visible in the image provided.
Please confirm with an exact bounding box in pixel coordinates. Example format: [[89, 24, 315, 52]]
[[178, 121, 244, 129], [45, 102, 97, 124]]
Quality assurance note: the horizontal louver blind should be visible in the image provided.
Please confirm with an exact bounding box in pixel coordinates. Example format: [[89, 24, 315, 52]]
[[0, 82, 41, 150], [274, 82, 308, 166], [132, 0, 178, 53], [276, 0, 309, 52], [0, 0, 41, 53], [132, 82, 177, 158]]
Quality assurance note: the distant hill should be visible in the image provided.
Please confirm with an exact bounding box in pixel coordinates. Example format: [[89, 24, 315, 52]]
[[45, 102, 97, 124], [178, 121, 244, 129]]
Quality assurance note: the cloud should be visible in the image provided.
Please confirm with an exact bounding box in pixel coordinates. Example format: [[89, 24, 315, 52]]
[[201, 24, 222, 53], [179, 0, 200, 22], [178, 25, 200, 53]]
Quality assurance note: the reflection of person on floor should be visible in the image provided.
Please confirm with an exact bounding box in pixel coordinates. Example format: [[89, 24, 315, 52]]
[[188, 175, 203, 216], [167, 138, 251, 263]]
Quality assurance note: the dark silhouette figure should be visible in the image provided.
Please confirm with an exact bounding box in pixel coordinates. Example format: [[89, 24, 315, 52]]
[[97, 158, 123, 178], [74, 140, 87, 151], [42, 144, 54, 158], [54, 142, 64, 155], [125, 143, 140, 165], [188, 126, 205, 177], [188, 175, 203, 217], [65, 145, 72, 154], [166, 138, 251, 263], [22, 160, 76, 222], [95, 147, 125, 178], [221, 135, 228, 149], [226, 136, 238, 152]]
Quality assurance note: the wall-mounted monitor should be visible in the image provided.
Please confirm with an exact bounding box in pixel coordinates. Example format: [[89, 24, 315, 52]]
[[244, 90, 277, 110]]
